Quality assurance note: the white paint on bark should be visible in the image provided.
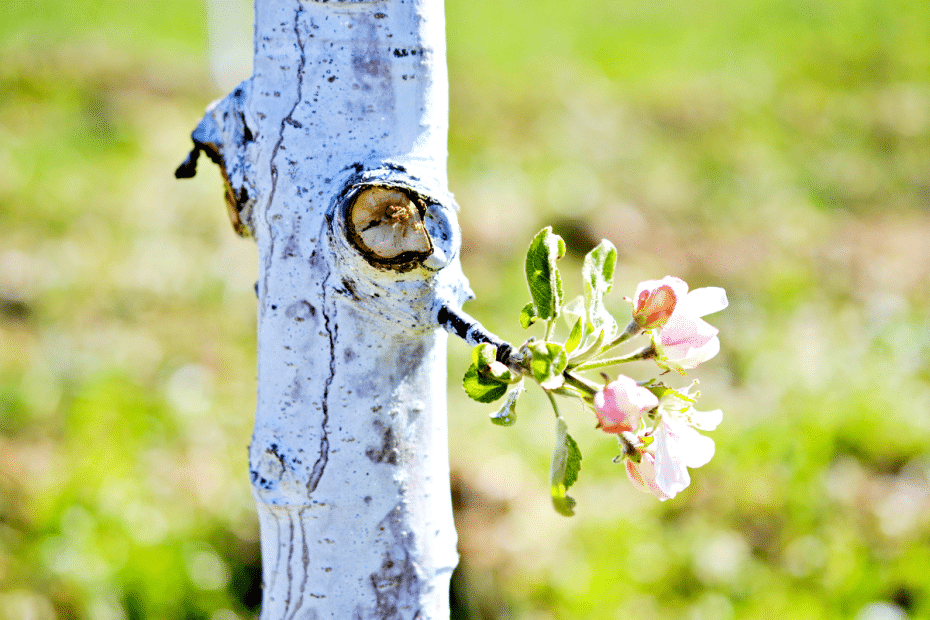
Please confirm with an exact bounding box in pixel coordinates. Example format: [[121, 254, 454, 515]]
[[180, 1, 472, 617]]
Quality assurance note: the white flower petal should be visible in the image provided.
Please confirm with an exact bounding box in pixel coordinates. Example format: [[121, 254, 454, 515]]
[[676, 335, 721, 370], [690, 407, 723, 431], [674, 424, 716, 468], [678, 287, 728, 318], [635, 276, 689, 302], [654, 424, 690, 498], [630, 454, 673, 501], [662, 334, 721, 370]]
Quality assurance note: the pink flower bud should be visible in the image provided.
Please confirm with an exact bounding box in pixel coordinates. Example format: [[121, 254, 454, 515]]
[[593, 375, 658, 434], [632, 277, 688, 329]]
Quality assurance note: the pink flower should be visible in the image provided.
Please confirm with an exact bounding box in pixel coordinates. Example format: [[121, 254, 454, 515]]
[[656, 286, 728, 370], [625, 383, 720, 501], [593, 375, 658, 433], [625, 452, 672, 500], [632, 276, 688, 329], [625, 420, 715, 501]]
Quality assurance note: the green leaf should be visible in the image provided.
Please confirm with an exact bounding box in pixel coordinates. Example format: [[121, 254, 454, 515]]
[[566, 323, 607, 364], [528, 341, 568, 390], [552, 492, 577, 517], [550, 417, 582, 517], [490, 384, 524, 426], [525, 227, 566, 321], [582, 240, 617, 336], [519, 302, 538, 329], [565, 318, 584, 353], [583, 239, 617, 299], [462, 365, 508, 403], [472, 343, 498, 369]]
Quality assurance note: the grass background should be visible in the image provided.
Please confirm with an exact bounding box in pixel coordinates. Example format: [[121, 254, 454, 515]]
[[2, 0, 929, 618]]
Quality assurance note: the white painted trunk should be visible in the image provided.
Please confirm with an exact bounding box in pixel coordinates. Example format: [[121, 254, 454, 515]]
[[179, 0, 472, 617]]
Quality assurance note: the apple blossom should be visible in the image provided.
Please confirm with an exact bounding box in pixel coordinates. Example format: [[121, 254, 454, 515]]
[[593, 375, 658, 433], [655, 285, 728, 371], [632, 276, 688, 329], [653, 418, 715, 498], [624, 384, 720, 500], [624, 418, 715, 501]]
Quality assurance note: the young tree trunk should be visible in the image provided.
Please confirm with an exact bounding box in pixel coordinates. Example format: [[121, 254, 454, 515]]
[[178, 0, 478, 617]]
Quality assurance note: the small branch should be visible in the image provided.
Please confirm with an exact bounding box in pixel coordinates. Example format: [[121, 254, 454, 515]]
[[437, 304, 522, 369], [174, 144, 202, 178]]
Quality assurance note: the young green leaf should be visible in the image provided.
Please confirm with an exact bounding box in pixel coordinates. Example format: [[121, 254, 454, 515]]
[[550, 417, 582, 516], [463, 365, 508, 403], [528, 341, 568, 390], [566, 324, 607, 364], [565, 318, 584, 353], [582, 240, 617, 336], [472, 343, 498, 369], [519, 302, 539, 329], [490, 383, 524, 426], [525, 227, 566, 321]]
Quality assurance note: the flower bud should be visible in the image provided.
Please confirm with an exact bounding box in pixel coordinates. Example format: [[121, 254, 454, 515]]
[[593, 375, 658, 434], [632, 277, 687, 329]]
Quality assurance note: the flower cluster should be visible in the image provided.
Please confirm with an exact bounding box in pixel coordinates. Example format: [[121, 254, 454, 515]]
[[602, 277, 727, 500], [461, 228, 728, 514]]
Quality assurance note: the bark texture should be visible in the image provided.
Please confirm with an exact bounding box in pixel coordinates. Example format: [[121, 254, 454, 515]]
[[179, 1, 469, 617]]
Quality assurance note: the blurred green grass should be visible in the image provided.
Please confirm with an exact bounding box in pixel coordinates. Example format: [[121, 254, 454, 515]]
[[2, 0, 929, 619]]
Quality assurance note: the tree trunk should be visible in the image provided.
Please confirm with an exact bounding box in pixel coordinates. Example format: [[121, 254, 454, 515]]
[[178, 0, 471, 617]]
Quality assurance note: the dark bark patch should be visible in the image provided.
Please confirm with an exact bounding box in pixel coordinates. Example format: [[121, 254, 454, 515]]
[[353, 54, 388, 78], [285, 300, 317, 325], [340, 278, 361, 301], [240, 111, 254, 141], [368, 505, 420, 620], [396, 341, 425, 378], [366, 423, 398, 465], [282, 234, 301, 259]]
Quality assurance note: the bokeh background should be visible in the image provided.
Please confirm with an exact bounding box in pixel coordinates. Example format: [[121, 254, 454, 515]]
[[2, 0, 930, 618]]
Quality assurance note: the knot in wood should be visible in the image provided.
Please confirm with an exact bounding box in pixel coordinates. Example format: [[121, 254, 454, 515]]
[[347, 186, 434, 271]]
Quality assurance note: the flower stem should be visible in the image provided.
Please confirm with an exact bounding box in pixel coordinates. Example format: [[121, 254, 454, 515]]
[[598, 320, 642, 356], [545, 389, 562, 419], [570, 344, 655, 372], [562, 371, 600, 397]]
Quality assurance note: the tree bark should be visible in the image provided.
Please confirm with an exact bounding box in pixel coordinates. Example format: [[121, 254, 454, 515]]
[[178, 1, 470, 617]]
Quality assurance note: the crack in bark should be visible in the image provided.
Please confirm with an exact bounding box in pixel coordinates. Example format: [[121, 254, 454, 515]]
[[308, 261, 334, 494], [267, 510, 282, 606], [283, 512, 295, 618], [263, 3, 308, 299], [284, 508, 310, 620]]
